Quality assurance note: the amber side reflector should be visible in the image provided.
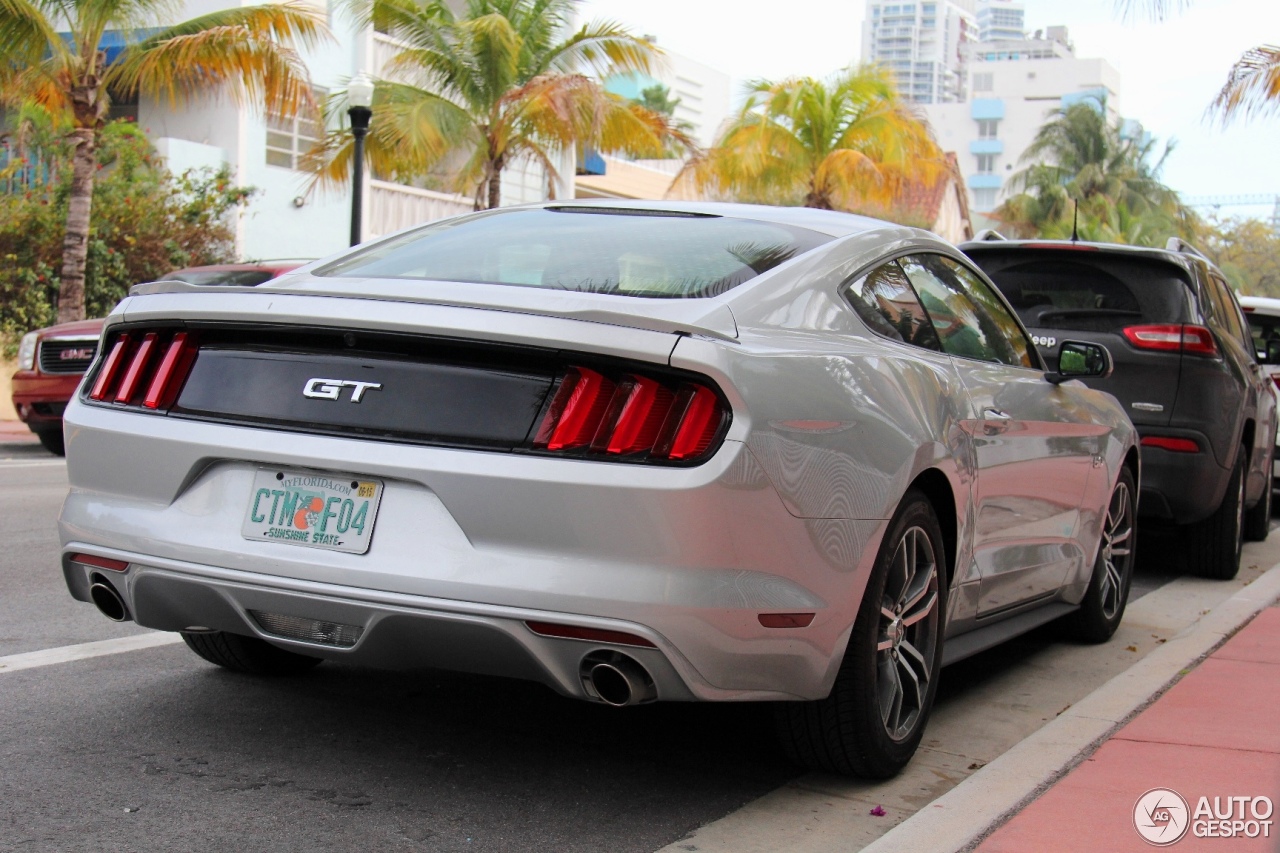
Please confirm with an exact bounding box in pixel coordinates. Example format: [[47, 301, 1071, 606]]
[[758, 613, 816, 629], [69, 553, 130, 572], [525, 620, 657, 648]]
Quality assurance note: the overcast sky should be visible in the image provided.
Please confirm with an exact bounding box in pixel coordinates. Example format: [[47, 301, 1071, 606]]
[[579, 0, 1280, 220]]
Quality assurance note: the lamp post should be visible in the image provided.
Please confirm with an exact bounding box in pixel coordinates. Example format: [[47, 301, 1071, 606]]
[[347, 72, 375, 247]]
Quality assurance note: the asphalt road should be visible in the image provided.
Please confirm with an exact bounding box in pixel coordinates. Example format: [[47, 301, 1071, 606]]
[[0, 445, 1262, 852]]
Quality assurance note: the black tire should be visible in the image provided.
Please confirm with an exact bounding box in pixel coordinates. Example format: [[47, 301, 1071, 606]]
[[775, 489, 946, 779], [181, 630, 322, 675], [36, 429, 65, 456], [1184, 449, 1245, 580], [1062, 468, 1137, 643], [1243, 446, 1272, 542]]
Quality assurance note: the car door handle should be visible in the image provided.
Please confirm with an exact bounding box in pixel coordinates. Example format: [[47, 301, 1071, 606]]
[[981, 407, 1011, 435]]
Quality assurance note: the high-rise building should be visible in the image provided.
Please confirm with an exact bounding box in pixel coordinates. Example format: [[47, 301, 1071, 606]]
[[922, 27, 1121, 214], [975, 0, 1025, 42], [861, 1, 978, 104]]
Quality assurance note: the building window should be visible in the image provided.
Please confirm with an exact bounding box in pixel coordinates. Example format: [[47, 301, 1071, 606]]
[[975, 153, 996, 174], [973, 72, 993, 92], [976, 118, 1000, 139], [972, 188, 998, 210], [266, 90, 326, 170]]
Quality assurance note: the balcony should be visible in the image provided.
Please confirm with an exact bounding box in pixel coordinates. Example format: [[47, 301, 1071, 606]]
[[969, 138, 1004, 155]]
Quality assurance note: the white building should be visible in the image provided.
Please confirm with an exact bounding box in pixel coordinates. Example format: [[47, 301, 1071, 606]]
[[108, 2, 718, 262], [603, 48, 732, 149], [922, 27, 1121, 213], [861, 0, 978, 105], [975, 0, 1024, 42]]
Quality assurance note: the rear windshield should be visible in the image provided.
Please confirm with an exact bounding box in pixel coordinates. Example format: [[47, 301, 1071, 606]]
[[316, 207, 832, 298], [164, 269, 276, 286], [963, 250, 1191, 333]]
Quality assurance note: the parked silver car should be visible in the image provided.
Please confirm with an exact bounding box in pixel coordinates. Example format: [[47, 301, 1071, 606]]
[[59, 201, 1138, 778]]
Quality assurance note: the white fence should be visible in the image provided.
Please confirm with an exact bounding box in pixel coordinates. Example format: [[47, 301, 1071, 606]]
[[368, 180, 473, 238]]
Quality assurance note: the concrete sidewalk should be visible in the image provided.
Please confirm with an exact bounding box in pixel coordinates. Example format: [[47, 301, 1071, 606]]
[[0, 418, 37, 444], [972, 604, 1280, 852], [860, 561, 1280, 853]]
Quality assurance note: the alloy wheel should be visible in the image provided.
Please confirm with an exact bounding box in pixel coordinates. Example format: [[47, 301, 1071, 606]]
[[876, 526, 941, 742], [1099, 480, 1134, 620]]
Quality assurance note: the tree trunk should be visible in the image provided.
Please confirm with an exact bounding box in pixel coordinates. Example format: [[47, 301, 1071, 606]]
[[58, 126, 96, 324], [59, 60, 105, 325]]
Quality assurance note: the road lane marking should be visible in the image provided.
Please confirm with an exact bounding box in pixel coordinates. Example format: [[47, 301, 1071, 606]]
[[0, 632, 183, 674], [0, 459, 66, 468]]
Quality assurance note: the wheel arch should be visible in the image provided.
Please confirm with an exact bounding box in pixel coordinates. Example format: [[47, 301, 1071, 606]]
[[908, 468, 958, 591]]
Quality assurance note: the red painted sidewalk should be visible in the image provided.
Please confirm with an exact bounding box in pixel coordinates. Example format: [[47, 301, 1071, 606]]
[[976, 605, 1280, 852]]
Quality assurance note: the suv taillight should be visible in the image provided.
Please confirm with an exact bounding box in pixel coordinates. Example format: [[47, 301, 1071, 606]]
[[88, 330, 199, 409], [1122, 324, 1218, 357], [532, 366, 728, 463]]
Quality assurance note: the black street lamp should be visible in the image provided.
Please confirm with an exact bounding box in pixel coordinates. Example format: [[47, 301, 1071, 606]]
[[347, 72, 375, 247]]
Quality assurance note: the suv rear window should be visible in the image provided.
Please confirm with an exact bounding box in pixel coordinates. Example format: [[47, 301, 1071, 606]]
[[316, 207, 831, 299], [964, 250, 1191, 333]]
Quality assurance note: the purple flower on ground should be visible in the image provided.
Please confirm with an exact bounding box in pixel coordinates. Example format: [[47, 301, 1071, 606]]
[[870, 805, 886, 817]]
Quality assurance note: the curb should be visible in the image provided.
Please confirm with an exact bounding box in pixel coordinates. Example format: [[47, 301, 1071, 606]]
[[859, 561, 1280, 853]]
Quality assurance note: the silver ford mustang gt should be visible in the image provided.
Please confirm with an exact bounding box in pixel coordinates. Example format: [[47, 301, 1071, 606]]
[[59, 201, 1138, 778]]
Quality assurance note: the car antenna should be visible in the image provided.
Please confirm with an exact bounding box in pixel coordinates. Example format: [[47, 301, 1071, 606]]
[[1070, 200, 1080, 243]]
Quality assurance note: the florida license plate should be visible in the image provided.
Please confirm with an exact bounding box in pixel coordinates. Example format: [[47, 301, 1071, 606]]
[[241, 469, 383, 554]]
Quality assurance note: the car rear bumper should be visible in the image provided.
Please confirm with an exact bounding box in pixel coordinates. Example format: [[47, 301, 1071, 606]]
[[1136, 428, 1230, 524], [59, 402, 880, 703]]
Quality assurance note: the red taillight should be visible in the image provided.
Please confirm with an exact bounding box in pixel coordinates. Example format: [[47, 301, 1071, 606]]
[[1271, 375, 1280, 393], [143, 332, 198, 409], [758, 612, 816, 628], [1122, 324, 1218, 357], [525, 620, 657, 648], [534, 367, 615, 450], [114, 332, 159, 403], [533, 366, 727, 463], [88, 335, 133, 401], [69, 553, 130, 572], [88, 329, 199, 409], [1141, 436, 1200, 453], [656, 384, 721, 460]]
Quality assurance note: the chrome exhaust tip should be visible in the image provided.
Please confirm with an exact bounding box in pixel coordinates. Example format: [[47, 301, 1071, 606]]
[[89, 576, 129, 623], [581, 651, 656, 706]]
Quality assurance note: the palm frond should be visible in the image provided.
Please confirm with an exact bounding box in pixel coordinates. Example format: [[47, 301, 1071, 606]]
[[110, 3, 330, 116], [1208, 44, 1280, 126]]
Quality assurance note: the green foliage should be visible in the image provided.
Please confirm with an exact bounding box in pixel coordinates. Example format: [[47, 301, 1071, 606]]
[[0, 120, 254, 350], [685, 66, 943, 211], [994, 100, 1194, 246], [634, 84, 680, 117], [1197, 216, 1280, 297]]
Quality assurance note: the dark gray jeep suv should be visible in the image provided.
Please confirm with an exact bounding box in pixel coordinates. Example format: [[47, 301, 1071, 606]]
[[962, 235, 1275, 579]]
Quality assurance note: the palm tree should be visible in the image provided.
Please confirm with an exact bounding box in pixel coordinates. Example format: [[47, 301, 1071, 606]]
[[995, 100, 1186, 242], [314, 0, 685, 210], [0, 0, 328, 323], [680, 67, 942, 211]]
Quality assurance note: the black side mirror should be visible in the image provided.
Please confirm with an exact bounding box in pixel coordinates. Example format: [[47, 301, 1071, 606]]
[[1266, 341, 1280, 365], [1046, 340, 1113, 385]]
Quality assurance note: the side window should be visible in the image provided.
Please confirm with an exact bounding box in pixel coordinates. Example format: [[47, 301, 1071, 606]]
[[897, 254, 1025, 367], [844, 261, 942, 351], [1210, 274, 1249, 349], [938, 256, 1037, 368]]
